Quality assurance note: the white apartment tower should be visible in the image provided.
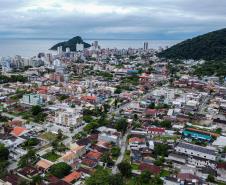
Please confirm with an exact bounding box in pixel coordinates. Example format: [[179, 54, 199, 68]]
[[57, 46, 63, 55], [76, 43, 84, 51]]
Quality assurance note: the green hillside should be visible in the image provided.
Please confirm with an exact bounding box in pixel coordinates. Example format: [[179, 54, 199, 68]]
[[50, 36, 91, 51], [159, 28, 226, 61]]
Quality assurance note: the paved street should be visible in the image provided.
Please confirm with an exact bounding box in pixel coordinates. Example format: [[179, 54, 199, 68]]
[[1, 112, 20, 119], [112, 129, 130, 174], [37, 146, 53, 156]]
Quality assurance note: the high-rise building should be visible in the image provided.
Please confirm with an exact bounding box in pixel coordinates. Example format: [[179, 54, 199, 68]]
[[46, 53, 53, 64], [76, 43, 84, 51], [21, 94, 44, 106], [66, 47, 70, 53], [57, 46, 63, 55], [93, 41, 98, 49], [144, 42, 148, 50]]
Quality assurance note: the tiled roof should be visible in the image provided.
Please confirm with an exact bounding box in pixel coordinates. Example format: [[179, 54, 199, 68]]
[[36, 159, 53, 170], [61, 151, 76, 161], [217, 163, 226, 170], [145, 109, 158, 115], [3, 174, 21, 185], [77, 167, 93, 175], [139, 163, 161, 174], [177, 173, 200, 181], [148, 127, 165, 133], [81, 96, 96, 101], [86, 151, 102, 160], [72, 145, 85, 152], [129, 137, 145, 143], [10, 127, 27, 137], [77, 138, 91, 146], [47, 175, 70, 185], [63, 171, 81, 183], [82, 158, 97, 167], [8, 120, 23, 127], [17, 166, 39, 177], [186, 127, 219, 137]]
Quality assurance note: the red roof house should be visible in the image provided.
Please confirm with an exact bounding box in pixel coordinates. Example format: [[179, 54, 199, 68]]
[[139, 163, 161, 174]]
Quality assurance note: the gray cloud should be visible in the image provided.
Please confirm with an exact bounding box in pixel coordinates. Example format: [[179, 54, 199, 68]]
[[0, 0, 225, 39]]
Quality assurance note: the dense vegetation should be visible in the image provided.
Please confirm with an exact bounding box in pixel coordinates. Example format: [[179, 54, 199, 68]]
[[193, 59, 226, 77], [159, 28, 226, 61], [49, 162, 72, 178], [85, 166, 163, 185], [50, 36, 91, 51], [0, 74, 27, 83], [0, 144, 9, 177]]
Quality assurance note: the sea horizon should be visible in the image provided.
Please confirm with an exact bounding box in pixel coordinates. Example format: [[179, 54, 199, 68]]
[[0, 38, 180, 58]]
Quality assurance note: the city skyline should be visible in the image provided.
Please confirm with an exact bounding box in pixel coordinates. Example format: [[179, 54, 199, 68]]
[[0, 0, 226, 40]]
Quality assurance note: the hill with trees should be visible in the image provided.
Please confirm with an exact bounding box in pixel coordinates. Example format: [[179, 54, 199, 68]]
[[158, 28, 226, 61], [50, 36, 91, 51]]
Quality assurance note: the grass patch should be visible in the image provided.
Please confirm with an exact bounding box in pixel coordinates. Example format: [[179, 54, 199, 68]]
[[123, 150, 131, 162], [40, 132, 58, 142], [42, 152, 60, 162], [131, 163, 139, 170], [154, 135, 180, 142], [160, 169, 170, 177]]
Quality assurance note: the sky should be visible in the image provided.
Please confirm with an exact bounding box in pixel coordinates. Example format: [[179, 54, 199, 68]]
[[0, 0, 226, 40]]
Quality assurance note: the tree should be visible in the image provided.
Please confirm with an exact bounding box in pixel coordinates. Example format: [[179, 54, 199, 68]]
[[86, 168, 111, 185], [139, 170, 151, 184], [111, 146, 120, 158], [0, 144, 9, 177], [115, 87, 122, 94], [18, 149, 37, 168], [154, 143, 169, 157], [57, 129, 63, 140], [101, 152, 114, 167], [83, 115, 93, 123], [49, 162, 72, 178], [207, 174, 215, 182], [58, 94, 69, 101], [215, 128, 222, 134], [115, 118, 128, 134], [151, 175, 163, 185], [22, 138, 39, 149], [133, 114, 138, 121], [160, 120, 172, 129], [110, 174, 123, 185], [31, 105, 42, 116], [0, 144, 9, 161], [103, 104, 110, 113], [114, 99, 118, 108], [148, 103, 155, 109], [154, 156, 165, 166], [117, 161, 132, 177], [31, 175, 42, 185]]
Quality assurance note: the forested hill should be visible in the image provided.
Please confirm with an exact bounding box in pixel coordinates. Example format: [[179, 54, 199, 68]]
[[158, 28, 226, 61], [50, 36, 91, 51]]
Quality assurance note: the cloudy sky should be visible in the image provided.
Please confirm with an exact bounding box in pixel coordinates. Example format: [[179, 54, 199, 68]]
[[0, 0, 226, 40]]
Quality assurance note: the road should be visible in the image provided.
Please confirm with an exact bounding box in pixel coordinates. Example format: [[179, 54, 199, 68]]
[[112, 129, 130, 174], [1, 112, 19, 119], [199, 94, 212, 114], [37, 146, 53, 156], [7, 161, 18, 171]]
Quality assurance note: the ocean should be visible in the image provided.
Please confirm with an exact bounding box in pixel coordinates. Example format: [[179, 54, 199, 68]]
[[0, 39, 179, 58]]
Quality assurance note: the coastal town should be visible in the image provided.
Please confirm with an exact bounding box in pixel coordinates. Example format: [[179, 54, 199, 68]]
[[0, 38, 226, 185]]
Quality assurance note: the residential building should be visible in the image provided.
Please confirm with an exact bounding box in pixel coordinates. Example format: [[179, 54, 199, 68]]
[[21, 93, 44, 106]]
